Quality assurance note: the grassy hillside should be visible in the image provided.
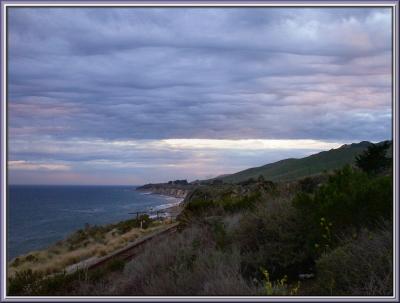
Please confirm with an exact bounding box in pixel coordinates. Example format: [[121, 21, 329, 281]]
[[217, 141, 383, 183]]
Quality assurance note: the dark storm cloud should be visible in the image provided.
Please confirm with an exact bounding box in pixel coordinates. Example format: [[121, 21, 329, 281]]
[[7, 7, 392, 183]]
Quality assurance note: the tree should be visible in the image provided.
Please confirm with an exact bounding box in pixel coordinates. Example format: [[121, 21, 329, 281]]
[[355, 141, 391, 175]]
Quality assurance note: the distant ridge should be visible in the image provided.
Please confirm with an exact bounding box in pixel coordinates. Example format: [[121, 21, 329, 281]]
[[213, 140, 391, 183]]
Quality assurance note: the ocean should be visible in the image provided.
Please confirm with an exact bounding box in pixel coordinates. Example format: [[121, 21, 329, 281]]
[[7, 185, 181, 260]]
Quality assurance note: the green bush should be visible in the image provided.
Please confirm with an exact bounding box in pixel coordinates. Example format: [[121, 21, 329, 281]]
[[8, 269, 43, 295], [313, 223, 392, 296], [221, 192, 261, 212], [355, 141, 392, 175], [8, 269, 76, 296], [185, 198, 216, 214], [184, 191, 261, 216], [137, 214, 152, 229], [39, 272, 75, 295], [293, 165, 392, 252], [116, 214, 152, 233], [210, 220, 229, 250]]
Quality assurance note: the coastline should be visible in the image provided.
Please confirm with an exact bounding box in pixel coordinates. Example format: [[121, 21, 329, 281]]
[[136, 183, 192, 217], [9, 185, 183, 261], [135, 182, 192, 199], [8, 221, 175, 277], [138, 191, 185, 217], [8, 190, 186, 276]]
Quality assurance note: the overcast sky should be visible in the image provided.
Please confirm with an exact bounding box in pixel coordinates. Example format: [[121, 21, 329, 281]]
[[8, 7, 392, 185]]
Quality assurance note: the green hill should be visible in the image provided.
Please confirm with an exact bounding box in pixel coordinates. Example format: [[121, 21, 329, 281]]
[[215, 140, 391, 183]]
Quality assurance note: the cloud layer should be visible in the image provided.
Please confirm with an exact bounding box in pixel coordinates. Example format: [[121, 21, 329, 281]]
[[8, 7, 392, 184]]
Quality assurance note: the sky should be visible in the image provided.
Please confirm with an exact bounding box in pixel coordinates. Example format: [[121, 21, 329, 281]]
[[7, 7, 392, 185]]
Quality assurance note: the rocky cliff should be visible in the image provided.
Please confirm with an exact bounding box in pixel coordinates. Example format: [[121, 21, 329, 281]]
[[136, 183, 193, 199]]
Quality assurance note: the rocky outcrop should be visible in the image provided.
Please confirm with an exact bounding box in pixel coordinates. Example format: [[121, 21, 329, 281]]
[[136, 183, 193, 199]]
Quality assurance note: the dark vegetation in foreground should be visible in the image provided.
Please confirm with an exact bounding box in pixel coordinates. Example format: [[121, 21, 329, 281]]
[[8, 142, 393, 296]]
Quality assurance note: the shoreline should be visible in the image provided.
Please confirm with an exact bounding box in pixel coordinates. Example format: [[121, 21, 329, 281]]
[[8, 218, 179, 277], [135, 183, 192, 199], [138, 191, 185, 217], [137, 187, 188, 217], [8, 192, 185, 272]]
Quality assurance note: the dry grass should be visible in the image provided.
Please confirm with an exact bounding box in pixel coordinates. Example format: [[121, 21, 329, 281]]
[[8, 221, 173, 277]]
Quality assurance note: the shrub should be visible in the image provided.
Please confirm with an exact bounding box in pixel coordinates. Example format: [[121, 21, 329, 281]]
[[192, 248, 262, 295], [8, 269, 76, 296], [116, 214, 152, 233], [83, 224, 261, 296], [184, 198, 216, 214], [222, 191, 261, 212], [10, 257, 20, 267], [88, 268, 108, 283], [131, 246, 261, 296], [8, 269, 43, 295], [355, 141, 392, 175], [293, 165, 392, 252], [298, 176, 320, 193], [183, 190, 261, 217], [262, 269, 300, 296], [25, 254, 38, 262], [313, 223, 393, 296], [236, 198, 312, 281], [106, 259, 125, 272], [209, 219, 229, 250], [238, 178, 256, 186], [39, 271, 75, 295]]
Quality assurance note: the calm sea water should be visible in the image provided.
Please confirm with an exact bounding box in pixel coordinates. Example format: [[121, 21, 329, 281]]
[[7, 185, 180, 260]]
